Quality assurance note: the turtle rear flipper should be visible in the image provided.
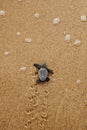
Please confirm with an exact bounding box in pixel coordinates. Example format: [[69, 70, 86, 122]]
[[46, 77, 50, 82], [36, 79, 42, 83]]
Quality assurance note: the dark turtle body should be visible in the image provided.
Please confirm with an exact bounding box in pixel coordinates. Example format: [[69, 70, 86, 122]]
[[34, 63, 53, 84], [38, 67, 48, 81]]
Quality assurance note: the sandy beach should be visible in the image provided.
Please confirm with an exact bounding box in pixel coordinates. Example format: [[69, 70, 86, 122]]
[[0, 0, 87, 130]]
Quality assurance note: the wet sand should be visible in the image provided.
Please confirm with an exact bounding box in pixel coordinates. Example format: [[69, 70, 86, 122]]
[[0, 0, 87, 130]]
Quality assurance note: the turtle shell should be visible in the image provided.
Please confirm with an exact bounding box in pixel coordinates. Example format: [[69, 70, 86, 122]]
[[38, 68, 48, 81]]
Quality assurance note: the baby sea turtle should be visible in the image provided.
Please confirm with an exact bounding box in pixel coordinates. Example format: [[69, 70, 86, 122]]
[[34, 63, 53, 83]]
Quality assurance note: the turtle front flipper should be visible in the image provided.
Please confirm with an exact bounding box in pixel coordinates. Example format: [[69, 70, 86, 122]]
[[34, 63, 41, 69], [35, 71, 38, 75], [47, 68, 54, 74]]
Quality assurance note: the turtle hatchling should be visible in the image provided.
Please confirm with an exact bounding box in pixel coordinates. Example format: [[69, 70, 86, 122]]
[[34, 63, 54, 83]]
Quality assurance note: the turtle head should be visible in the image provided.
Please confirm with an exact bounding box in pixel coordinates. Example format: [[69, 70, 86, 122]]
[[41, 63, 46, 68]]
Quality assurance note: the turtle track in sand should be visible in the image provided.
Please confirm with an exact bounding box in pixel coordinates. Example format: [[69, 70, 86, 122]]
[[24, 85, 49, 130], [7, 84, 49, 130]]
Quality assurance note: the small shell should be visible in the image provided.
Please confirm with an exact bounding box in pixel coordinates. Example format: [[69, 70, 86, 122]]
[[0, 10, 5, 16], [20, 66, 26, 71], [4, 51, 10, 56], [16, 32, 21, 36], [25, 38, 32, 43], [65, 34, 71, 43], [34, 13, 40, 18], [73, 39, 81, 46], [53, 18, 60, 25], [76, 79, 82, 84], [81, 15, 87, 22]]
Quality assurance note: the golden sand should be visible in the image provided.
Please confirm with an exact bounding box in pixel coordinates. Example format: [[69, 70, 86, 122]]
[[0, 0, 87, 130]]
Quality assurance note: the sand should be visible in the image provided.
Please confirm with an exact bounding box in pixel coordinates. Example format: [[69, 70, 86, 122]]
[[0, 0, 87, 130]]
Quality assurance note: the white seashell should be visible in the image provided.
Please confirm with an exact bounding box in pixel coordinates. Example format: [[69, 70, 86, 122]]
[[65, 34, 71, 43], [74, 39, 81, 46], [20, 66, 26, 71], [4, 51, 10, 56], [34, 13, 40, 18], [16, 32, 21, 36], [53, 18, 60, 25], [25, 38, 32, 43], [0, 10, 5, 16], [81, 15, 87, 22], [76, 79, 82, 84]]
